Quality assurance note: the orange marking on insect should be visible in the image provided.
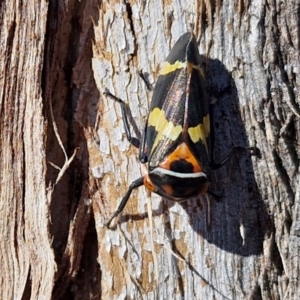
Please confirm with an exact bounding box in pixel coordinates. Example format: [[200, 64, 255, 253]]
[[159, 142, 202, 172], [143, 175, 156, 192], [198, 182, 209, 195], [161, 184, 174, 196]]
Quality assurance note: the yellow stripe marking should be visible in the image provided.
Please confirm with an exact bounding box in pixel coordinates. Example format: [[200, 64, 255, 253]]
[[188, 114, 210, 152], [148, 108, 183, 151], [160, 61, 186, 75], [148, 108, 210, 153], [160, 60, 205, 77]]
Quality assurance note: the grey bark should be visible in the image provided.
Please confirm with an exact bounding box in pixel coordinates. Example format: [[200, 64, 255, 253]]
[[0, 0, 299, 299]]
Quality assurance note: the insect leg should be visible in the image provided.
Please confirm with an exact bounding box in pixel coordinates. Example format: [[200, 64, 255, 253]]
[[211, 146, 261, 169], [138, 71, 152, 91], [208, 103, 260, 169], [104, 88, 140, 148], [208, 102, 233, 169], [210, 146, 240, 169], [104, 176, 144, 227]]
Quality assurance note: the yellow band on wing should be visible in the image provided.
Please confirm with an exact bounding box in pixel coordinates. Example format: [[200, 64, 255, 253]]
[[160, 60, 205, 78], [187, 114, 210, 151], [148, 108, 210, 153], [148, 107, 183, 151], [160, 61, 186, 75]]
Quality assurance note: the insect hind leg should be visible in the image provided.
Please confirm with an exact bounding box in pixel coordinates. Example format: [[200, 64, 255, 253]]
[[104, 176, 144, 227], [104, 88, 140, 148]]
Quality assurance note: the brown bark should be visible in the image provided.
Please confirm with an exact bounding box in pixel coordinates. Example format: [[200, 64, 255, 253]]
[[0, 0, 99, 299], [0, 0, 299, 299], [92, 1, 300, 299], [0, 1, 54, 299]]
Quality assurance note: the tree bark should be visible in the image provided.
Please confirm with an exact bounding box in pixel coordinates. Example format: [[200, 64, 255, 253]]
[[1, 0, 299, 299], [0, 0, 99, 299], [0, 1, 55, 299], [92, 0, 300, 299]]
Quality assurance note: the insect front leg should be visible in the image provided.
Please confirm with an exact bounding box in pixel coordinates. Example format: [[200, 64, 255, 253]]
[[210, 146, 260, 170], [104, 176, 144, 227], [104, 88, 140, 148]]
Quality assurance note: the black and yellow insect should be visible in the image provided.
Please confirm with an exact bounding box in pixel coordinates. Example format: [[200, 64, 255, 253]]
[[104, 32, 220, 227]]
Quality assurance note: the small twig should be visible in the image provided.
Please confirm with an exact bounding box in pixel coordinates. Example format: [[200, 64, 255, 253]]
[[54, 148, 78, 185], [49, 101, 78, 185], [49, 99, 68, 161], [48, 161, 61, 171], [163, 244, 186, 262], [147, 189, 159, 283]]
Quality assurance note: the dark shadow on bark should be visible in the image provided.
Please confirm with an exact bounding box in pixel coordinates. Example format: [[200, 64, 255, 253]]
[[178, 58, 271, 256], [109, 57, 271, 256]]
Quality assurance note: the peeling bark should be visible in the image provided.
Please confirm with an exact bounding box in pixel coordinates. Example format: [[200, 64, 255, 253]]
[[92, 0, 300, 299], [0, 0, 299, 299], [0, 1, 55, 299]]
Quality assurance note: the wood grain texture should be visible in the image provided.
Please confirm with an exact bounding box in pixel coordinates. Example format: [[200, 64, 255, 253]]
[[91, 0, 300, 299], [1, 0, 299, 298], [0, 0, 55, 299]]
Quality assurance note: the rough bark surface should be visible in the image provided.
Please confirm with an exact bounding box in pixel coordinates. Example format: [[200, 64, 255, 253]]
[[0, 0, 299, 299], [0, 0, 99, 299], [0, 1, 55, 299], [91, 0, 300, 299]]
